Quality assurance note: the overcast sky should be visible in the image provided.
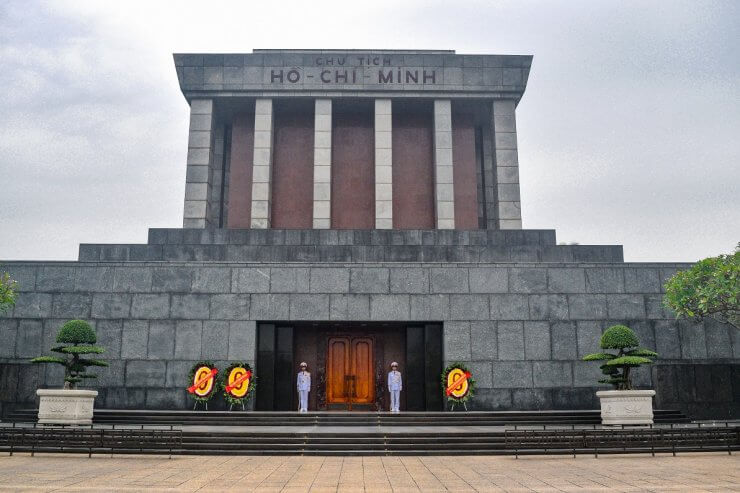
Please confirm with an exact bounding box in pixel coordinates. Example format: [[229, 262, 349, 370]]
[[0, 0, 738, 262]]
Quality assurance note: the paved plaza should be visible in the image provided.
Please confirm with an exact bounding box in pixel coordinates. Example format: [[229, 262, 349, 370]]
[[0, 453, 737, 492]]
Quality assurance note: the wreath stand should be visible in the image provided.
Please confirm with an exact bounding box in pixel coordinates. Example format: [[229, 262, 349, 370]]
[[221, 363, 255, 412], [449, 401, 468, 412], [442, 363, 475, 412], [188, 362, 218, 411]]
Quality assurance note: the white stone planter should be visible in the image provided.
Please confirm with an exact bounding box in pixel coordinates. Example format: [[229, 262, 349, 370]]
[[596, 389, 655, 426], [36, 389, 98, 425]]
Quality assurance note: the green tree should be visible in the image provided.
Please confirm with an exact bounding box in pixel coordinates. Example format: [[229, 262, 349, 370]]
[[663, 244, 739, 329], [0, 270, 17, 314], [582, 325, 658, 390], [31, 320, 108, 389]]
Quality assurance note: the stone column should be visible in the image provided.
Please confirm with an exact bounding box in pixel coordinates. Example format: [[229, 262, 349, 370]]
[[313, 99, 332, 229], [374, 99, 392, 229], [492, 99, 522, 229], [433, 100, 455, 229], [183, 99, 216, 228], [481, 128, 497, 229], [209, 125, 225, 227], [250, 98, 274, 229]]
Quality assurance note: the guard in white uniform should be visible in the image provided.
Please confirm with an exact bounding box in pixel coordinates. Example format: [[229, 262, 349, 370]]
[[387, 362, 402, 413], [296, 362, 311, 413]]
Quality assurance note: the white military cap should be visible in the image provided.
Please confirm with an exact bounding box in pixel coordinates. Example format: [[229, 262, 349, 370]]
[[390, 361, 398, 366], [300, 362, 307, 366]]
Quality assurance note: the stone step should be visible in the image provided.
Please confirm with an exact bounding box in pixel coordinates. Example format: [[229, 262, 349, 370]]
[[78, 242, 624, 263], [4, 413, 729, 457], [6, 408, 689, 426]]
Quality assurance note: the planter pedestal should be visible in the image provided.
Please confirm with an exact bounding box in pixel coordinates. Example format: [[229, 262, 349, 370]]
[[596, 389, 655, 425], [36, 389, 98, 425]]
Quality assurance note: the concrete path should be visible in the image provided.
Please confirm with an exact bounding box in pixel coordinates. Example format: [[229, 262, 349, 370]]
[[0, 452, 737, 492]]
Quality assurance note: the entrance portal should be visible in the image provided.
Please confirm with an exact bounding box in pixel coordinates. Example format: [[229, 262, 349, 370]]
[[326, 336, 375, 409], [255, 322, 443, 412]]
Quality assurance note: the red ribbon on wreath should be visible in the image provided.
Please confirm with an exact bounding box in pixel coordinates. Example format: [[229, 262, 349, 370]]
[[445, 371, 471, 396], [225, 369, 252, 393], [187, 368, 218, 393]]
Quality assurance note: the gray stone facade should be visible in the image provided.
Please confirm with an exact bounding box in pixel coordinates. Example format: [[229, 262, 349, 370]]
[[1, 229, 738, 418], [2, 49, 737, 419]]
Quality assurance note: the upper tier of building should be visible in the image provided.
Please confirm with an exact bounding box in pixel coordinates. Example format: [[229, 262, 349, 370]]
[[176, 49, 532, 231]]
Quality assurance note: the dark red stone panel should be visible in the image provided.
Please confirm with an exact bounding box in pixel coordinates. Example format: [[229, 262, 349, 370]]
[[227, 112, 255, 229], [452, 112, 480, 229], [392, 105, 435, 229], [271, 103, 315, 229], [331, 103, 375, 229]]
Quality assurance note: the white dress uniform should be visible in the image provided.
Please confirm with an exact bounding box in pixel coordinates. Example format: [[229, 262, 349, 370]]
[[387, 367, 402, 412], [297, 368, 311, 412]]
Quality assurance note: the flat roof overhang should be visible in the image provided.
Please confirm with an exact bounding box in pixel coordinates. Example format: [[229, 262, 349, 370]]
[[173, 49, 533, 105]]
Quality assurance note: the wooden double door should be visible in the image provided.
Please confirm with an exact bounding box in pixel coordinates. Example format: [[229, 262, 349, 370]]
[[326, 336, 374, 408]]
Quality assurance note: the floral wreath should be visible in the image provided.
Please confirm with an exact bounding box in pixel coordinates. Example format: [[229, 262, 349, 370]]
[[219, 362, 257, 407], [441, 362, 475, 405], [187, 361, 219, 403]]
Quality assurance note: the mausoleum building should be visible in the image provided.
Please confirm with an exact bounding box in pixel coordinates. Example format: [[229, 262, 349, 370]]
[[1, 50, 738, 418]]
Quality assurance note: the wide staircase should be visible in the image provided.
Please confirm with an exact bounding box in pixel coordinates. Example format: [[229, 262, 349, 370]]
[[5, 408, 690, 427], [7, 408, 734, 456]]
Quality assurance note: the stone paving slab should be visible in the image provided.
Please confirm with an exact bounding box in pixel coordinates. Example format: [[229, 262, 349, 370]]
[[0, 452, 737, 492]]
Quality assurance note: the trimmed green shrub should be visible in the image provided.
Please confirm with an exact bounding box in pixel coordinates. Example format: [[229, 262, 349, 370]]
[[31, 320, 108, 389], [599, 324, 639, 349], [56, 319, 97, 344], [582, 324, 657, 390]]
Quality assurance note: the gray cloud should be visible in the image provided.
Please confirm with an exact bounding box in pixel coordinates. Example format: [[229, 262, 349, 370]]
[[0, 0, 737, 262]]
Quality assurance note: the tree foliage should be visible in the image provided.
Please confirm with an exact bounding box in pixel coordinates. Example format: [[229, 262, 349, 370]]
[[0, 270, 17, 314], [582, 325, 657, 390], [663, 245, 739, 329], [31, 320, 107, 389]]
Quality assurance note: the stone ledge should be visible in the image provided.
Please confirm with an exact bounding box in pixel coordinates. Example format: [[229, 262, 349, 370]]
[[79, 243, 624, 263], [146, 228, 557, 247]]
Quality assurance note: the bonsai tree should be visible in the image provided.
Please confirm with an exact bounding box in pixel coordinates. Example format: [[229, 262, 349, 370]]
[[582, 325, 657, 390], [0, 270, 17, 314], [31, 320, 108, 389], [663, 244, 739, 329]]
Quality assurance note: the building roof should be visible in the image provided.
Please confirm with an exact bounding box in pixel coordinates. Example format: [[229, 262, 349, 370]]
[[173, 49, 533, 103]]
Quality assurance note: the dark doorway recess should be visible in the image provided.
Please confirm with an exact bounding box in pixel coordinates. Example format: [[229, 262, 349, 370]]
[[255, 322, 443, 412]]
